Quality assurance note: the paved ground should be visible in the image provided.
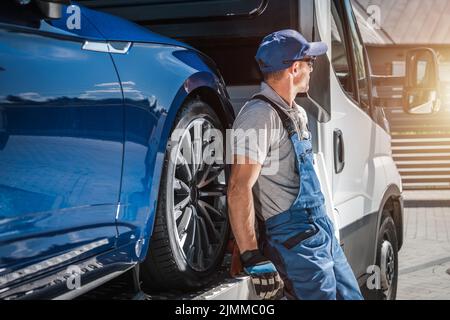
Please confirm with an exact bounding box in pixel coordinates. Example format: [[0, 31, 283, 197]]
[[397, 203, 450, 300], [403, 190, 450, 202]]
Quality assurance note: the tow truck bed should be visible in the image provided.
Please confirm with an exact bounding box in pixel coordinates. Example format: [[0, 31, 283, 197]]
[[77, 256, 260, 300]]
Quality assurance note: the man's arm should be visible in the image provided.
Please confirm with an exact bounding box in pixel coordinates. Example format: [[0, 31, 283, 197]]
[[228, 155, 282, 300], [228, 155, 262, 254]]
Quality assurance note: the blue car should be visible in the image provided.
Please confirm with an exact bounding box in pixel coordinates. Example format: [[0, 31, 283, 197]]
[[0, 0, 233, 299]]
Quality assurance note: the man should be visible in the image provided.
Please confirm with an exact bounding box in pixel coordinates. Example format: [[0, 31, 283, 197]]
[[228, 29, 364, 300]]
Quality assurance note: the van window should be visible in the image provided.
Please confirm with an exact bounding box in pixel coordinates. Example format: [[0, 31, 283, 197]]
[[345, 0, 370, 112], [331, 1, 354, 97]]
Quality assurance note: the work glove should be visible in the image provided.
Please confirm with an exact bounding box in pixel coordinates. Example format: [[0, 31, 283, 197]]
[[240, 250, 282, 300]]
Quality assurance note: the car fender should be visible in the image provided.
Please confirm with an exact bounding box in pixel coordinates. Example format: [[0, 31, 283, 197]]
[[110, 43, 232, 262], [138, 72, 232, 261]]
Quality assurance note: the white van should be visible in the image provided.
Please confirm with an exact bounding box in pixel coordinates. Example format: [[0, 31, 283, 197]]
[[83, 0, 440, 300]]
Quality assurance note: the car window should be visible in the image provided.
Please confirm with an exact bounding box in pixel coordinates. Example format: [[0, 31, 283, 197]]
[[331, 0, 354, 97]]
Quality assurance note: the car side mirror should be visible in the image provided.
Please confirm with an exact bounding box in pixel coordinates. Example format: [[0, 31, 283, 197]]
[[35, 0, 71, 19], [404, 48, 441, 115]]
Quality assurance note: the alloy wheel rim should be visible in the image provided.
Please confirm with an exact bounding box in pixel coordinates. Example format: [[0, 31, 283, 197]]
[[170, 118, 227, 272], [380, 239, 395, 297]]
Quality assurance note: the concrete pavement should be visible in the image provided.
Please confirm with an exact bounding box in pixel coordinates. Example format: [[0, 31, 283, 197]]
[[397, 205, 450, 300]]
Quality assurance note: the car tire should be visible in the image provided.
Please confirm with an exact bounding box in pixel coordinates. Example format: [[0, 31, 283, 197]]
[[374, 215, 399, 300], [140, 98, 230, 292]]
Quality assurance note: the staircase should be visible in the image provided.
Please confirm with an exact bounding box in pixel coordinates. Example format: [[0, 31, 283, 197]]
[[386, 108, 450, 190]]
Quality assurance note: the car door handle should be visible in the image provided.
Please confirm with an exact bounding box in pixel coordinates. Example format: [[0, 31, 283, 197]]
[[82, 41, 132, 54], [334, 129, 345, 174]]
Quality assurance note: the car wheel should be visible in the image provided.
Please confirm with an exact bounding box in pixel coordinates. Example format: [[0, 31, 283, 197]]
[[375, 215, 399, 300], [141, 98, 229, 291]]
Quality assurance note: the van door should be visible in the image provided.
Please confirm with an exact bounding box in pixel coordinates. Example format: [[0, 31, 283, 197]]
[[329, 0, 383, 279]]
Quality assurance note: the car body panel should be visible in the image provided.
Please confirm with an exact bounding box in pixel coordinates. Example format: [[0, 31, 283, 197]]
[[0, 2, 232, 299], [0, 19, 124, 292]]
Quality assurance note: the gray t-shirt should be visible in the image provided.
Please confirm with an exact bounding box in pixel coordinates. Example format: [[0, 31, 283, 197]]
[[232, 82, 310, 221]]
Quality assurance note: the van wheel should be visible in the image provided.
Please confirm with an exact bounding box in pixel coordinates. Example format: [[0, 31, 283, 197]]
[[375, 216, 399, 300], [140, 99, 229, 291]]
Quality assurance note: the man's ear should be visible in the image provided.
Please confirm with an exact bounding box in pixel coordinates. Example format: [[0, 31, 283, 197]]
[[291, 61, 301, 75]]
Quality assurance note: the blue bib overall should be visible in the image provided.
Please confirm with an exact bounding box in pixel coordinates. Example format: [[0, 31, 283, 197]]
[[254, 95, 364, 300]]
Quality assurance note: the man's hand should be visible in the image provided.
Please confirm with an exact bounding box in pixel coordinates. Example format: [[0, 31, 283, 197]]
[[241, 250, 283, 300]]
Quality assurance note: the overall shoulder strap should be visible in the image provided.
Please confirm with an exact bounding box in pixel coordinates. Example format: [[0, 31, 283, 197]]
[[253, 94, 297, 138]]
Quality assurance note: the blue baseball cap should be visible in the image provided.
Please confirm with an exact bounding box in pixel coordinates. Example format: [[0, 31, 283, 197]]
[[256, 29, 328, 73]]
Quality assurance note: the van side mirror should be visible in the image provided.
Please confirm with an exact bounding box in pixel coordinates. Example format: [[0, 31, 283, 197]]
[[404, 48, 441, 115], [35, 0, 71, 19]]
